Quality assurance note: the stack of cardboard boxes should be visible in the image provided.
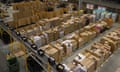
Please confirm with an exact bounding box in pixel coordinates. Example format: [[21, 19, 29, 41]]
[[16, 14, 94, 48], [36, 18, 113, 64], [8, 1, 70, 28], [67, 26, 120, 72]]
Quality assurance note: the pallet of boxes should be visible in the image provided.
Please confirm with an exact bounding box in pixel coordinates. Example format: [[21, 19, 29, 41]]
[[66, 26, 120, 72]]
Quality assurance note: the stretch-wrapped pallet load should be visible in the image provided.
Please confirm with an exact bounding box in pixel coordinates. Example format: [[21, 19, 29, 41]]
[[83, 51, 102, 69], [90, 43, 111, 61], [40, 45, 59, 62], [111, 13, 118, 22], [67, 62, 87, 72], [50, 42, 65, 62], [70, 26, 120, 72], [105, 12, 112, 19], [73, 53, 96, 72], [93, 9, 118, 22]]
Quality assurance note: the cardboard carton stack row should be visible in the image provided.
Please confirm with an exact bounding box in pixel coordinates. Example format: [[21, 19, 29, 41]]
[[8, 1, 69, 28], [12, 1, 44, 19], [36, 18, 113, 64], [66, 26, 120, 72], [16, 14, 94, 48]]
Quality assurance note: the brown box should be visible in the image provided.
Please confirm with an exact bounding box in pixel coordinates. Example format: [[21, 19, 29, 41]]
[[25, 17, 31, 24], [56, 26, 65, 38], [13, 13, 18, 20], [90, 43, 111, 61], [106, 34, 120, 45], [77, 37, 86, 48], [62, 40, 74, 56], [83, 51, 102, 68], [47, 17, 61, 27], [30, 16, 37, 23], [100, 37, 117, 52], [38, 21, 46, 30], [73, 54, 96, 72], [80, 32, 89, 42], [61, 23, 71, 35], [50, 42, 65, 62], [40, 45, 59, 62], [67, 62, 76, 70], [80, 58, 96, 72], [53, 27, 59, 40], [18, 18, 26, 26], [46, 12, 54, 19], [70, 39, 78, 51], [23, 26, 34, 36], [44, 29, 54, 43]]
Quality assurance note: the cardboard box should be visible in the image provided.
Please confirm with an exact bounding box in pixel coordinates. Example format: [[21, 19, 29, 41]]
[[18, 18, 26, 26], [30, 34, 46, 48], [25, 17, 31, 24], [106, 35, 120, 47], [61, 24, 71, 35], [40, 45, 59, 62], [46, 12, 54, 19], [44, 29, 54, 43], [53, 27, 59, 40], [70, 39, 78, 51], [68, 63, 87, 72], [73, 53, 96, 72], [90, 44, 111, 61], [50, 42, 65, 62], [62, 40, 76, 56], [80, 32, 90, 42], [23, 26, 34, 36], [30, 16, 37, 23], [100, 37, 117, 52], [67, 62, 76, 71], [47, 17, 61, 27], [57, 26, 65, 38], [83, 51, 101, 68], [80, 58, 95, 72], [78, 37, 86, 48]]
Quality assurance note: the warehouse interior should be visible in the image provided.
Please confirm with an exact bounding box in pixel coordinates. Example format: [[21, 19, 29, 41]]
[[0, 0, 120, 72]]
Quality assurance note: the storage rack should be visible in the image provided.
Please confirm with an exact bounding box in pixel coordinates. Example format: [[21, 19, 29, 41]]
[[82, 0, 120, 13], [82, 0, 120, 9], [0, 19, 69, 72]]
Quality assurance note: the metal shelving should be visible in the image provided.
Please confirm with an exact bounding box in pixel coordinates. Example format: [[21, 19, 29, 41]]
[[0, 19, 68, 72]]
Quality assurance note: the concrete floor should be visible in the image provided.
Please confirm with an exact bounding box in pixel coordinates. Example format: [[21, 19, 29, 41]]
[[98, 48, 120, 72], [62, 23, 119, 64], [0, 40, 26, 72], [62, 23, 120, 72], [0, 23, 120, 72]]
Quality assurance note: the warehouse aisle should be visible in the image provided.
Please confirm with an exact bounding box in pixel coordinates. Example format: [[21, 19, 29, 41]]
[[0, 23, 119, 72], [62, 23, 119, 64], [98, 48, 120, 72]]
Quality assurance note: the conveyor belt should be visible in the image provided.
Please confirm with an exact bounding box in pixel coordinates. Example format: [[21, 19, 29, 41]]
[[0, 20, 67, 72]]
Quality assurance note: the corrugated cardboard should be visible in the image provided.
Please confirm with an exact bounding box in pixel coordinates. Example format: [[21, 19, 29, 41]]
[[83, 51, 101, 68], [44, 29, 54, 43], [50, 42, 65, 62], [53, 27, 59, 40], [62, 40, 73, 56], [80, 58, 95, 72], [40, 45, 59, 62], [90, 44, 111, 61], [100, 37, 117, 52]]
